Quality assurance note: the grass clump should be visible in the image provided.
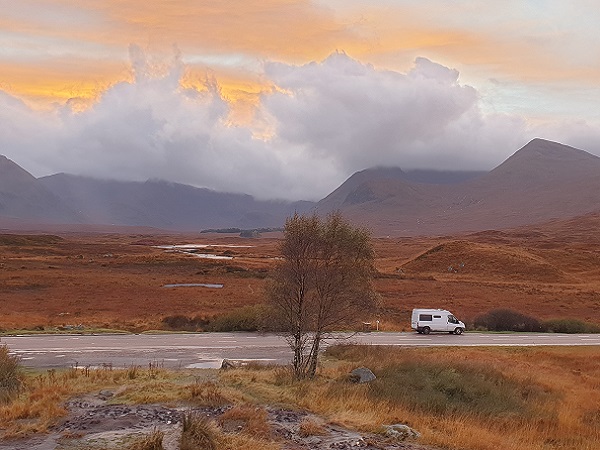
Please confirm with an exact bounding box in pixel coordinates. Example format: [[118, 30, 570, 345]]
[[181, 413, 219, 450], [0, 344, 21, 404], [127, 428, 164, 450], [218, 405, 271, 438], [298, 416, 328, 437], [188, 380, 230, 406]]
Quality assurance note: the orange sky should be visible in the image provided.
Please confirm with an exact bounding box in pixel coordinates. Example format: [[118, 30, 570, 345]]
[[2, 0, 599, 123]]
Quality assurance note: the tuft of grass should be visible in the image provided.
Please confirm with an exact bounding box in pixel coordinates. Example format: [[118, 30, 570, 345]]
[[218, 405, 271, 438], [181, 413, 219, 450], [298, 416, 328, 437], [188, 380, 230, 406], [127, 428, 164, 450], [0, 344, 22, 404]]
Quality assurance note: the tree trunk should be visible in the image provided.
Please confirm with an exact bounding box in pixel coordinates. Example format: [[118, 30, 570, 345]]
[[307, 332, 321, 378]]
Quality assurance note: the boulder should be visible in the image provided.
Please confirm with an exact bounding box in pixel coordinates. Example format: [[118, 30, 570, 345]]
[[382, 424, 421, 441], [349, 367, 376, 383], [220, 359, 241, 370]]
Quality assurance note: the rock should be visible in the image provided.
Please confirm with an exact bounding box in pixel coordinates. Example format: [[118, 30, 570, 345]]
[[382, 423, 421, 441], [97, 390, 113, 400], [220, 359, 241, 370], [349, 367, 376, 384]]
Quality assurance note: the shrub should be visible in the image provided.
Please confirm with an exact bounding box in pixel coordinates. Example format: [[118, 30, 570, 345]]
[[207, 305, 269, 332], [161, 315, 209, 331], [0, 344, 21, 404], [543, 318, 600, 334], [473, 308, 543, 332]]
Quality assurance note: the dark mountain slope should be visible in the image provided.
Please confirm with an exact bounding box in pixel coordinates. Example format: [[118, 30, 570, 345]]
[[0, 156, 80, 223], [39, 173, 312, 231], [316, 139, 600, 235]]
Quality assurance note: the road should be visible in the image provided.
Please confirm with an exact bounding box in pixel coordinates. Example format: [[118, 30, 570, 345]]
[[2, 332, 600, 369]]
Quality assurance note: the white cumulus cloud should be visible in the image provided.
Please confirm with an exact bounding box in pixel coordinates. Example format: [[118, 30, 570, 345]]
[[1, 48, 599, 201]]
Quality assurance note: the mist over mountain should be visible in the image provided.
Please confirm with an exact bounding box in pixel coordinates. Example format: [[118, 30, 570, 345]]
[[38, 174, 313, 231], [1, 139, 599, 235]]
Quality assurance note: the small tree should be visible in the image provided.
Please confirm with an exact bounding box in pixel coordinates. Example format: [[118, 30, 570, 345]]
[[269, 212, 378, 379]]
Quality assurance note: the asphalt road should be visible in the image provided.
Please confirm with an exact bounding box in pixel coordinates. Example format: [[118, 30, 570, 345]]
[[3, 332, 600, 369]]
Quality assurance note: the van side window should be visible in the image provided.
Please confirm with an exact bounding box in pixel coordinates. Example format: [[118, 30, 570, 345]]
[[433, 315, 441, 318], [448, 315, 459, 324], [419, 314, 433, 321]]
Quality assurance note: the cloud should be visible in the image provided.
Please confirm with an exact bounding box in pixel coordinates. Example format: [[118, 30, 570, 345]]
[[1, 49, 598, 202], [261, 52, 530, 172]]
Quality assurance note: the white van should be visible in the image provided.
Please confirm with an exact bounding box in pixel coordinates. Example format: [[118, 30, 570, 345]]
[[411, 309, 465, 335]]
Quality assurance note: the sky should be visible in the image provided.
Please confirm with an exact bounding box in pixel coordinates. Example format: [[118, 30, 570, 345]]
[[1, 0, 600, 201]]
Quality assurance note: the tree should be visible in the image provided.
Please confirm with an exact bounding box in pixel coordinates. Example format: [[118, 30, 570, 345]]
[[268, 212, 378, 379]]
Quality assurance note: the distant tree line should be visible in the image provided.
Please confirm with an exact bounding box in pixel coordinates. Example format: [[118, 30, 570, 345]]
[[200, 227, 284, 235]]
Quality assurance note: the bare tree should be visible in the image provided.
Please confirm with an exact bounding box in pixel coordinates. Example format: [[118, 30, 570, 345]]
[[268, 212, 378, 379]]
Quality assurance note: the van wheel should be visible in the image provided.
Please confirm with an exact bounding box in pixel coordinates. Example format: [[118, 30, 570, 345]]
[[454, 328, 463, 335], [422, 327, 431, 335]]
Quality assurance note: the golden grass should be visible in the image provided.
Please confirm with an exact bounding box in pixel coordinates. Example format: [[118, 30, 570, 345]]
[[181, 412, 278, 450], [127, 428, 165, 450], [1, 346, 599, 449], [218, 346, 600, 450], [218, 405, 271, 438], [298, 416, 328, 437]]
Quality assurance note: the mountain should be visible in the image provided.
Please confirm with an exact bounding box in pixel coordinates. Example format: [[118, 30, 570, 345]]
[[38, 173, 312, 231], [2, 138, 600, 235], [0, 156, 80, 223], [316, 139, 600, 235]]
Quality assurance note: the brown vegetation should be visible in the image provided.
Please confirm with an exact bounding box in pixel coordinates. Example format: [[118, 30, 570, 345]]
[[1, 211, 600, 332], [0, 346, 599, 449], [0, 346, 600, 450], [222, 345, 600, 450]]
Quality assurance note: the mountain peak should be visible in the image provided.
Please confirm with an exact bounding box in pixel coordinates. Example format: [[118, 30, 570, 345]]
[[513, 138, 598, 162], [0, 155, 37, 191]]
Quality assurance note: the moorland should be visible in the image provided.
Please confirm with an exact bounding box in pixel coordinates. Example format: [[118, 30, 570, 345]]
[[1, 210, 600, 450], [1, 211, 600, 332]]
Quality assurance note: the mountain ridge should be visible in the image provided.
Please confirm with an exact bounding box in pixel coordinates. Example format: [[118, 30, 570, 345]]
[[2, 138, 600, 235]]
